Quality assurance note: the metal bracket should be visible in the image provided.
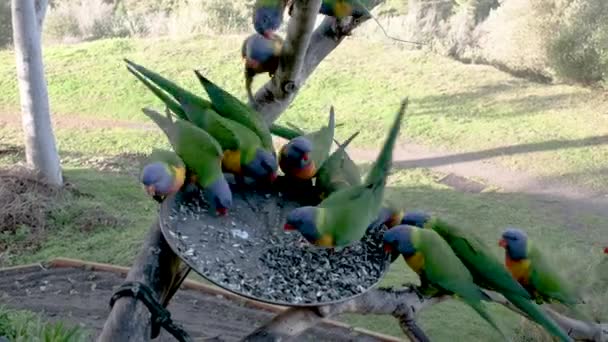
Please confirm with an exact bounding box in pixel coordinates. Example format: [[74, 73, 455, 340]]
[[110, 281, 192, 342]]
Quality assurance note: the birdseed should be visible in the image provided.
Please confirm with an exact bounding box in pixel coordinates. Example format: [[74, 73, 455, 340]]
[[160, 181, 390, 307]]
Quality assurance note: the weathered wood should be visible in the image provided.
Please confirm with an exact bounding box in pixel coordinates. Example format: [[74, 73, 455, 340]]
[[97, 219, 184, 341], [251, 0, 385, 124], [11, 0, 62, 186]]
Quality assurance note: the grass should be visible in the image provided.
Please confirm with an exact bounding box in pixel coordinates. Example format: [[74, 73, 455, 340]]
[[1, 35, 608, 192], [0, 35, 607, 340], [0, 306, 90, 342], [1, 123, 607, 340]]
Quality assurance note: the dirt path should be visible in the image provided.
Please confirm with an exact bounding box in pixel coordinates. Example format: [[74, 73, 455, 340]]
[[2, 111, 607, 218], [0, 263, 393, 341]]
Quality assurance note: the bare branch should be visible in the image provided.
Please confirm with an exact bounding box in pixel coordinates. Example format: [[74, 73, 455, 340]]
[[245, 285, 607, 342], [243, 286, 445, 341], [485, 291, 607, 342], [251, 2, 384, 124]]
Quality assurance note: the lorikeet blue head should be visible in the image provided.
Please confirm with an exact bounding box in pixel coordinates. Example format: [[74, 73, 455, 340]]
[[205, 176, 233, 216], [278, 136, 313, 176], [367, 206, 404, 231], [499, 227, 529, 260], [245, 33, 282, 67], [244, 148, 278, 182], [383, 225, 417, 262], [401, 210, 431, 228], [284, 206, 321, 244], [253, 7, 283, 38], [141, 162, 176, 197]]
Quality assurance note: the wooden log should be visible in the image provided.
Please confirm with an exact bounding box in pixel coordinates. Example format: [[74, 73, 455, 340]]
[[97, 219, 183, 341]]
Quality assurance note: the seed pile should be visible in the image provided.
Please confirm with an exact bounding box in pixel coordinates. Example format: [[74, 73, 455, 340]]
[[161, 187, 390, 306]]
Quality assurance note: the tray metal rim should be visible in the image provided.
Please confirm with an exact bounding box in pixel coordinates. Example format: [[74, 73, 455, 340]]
[[158, 189, 390, 308]]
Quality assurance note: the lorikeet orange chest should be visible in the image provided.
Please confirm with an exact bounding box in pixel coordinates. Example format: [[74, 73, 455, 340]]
[[505, 255, 532, 286], [404, 252, 425, 274]]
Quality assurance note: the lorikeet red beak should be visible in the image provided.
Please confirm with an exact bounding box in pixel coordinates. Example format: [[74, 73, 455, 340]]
[[603, 246, 608, 254], [283, 223, 296, 231], [383, 243, 393, 254], [145, 185, 156, 196], [216, 208, 228, 216], [498, 239, 508, 248]]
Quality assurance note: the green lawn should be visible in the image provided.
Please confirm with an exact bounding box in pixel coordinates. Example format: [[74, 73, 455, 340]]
[[1, 35, 608, 192], [1, 124, 606, 341], [0, 35, 607, 341]]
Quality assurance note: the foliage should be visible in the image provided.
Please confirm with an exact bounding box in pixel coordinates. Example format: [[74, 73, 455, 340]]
[[0, 0, 11, 49], [540, 0, 608, 84], [0, 306, 90, 341]]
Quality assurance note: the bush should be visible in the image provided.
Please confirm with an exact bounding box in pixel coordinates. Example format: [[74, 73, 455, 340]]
[[543, 0, 608, 84], [0, 0, 11, 49]]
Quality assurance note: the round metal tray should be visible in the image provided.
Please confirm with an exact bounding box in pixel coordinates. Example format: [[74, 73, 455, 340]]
[[159, 179, 390, 307]]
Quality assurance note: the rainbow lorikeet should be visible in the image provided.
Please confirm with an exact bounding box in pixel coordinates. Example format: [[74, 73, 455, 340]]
[[283, 99, 408, 248], [140, 148, 186, 203], [142, 108, 232, 216], [241, 33, 283, 104], [279, 107, 335, 181], [383, 225, 509, 340]]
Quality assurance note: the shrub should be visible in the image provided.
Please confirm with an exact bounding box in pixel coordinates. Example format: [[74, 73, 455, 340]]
[[542, 0, 608, 84]]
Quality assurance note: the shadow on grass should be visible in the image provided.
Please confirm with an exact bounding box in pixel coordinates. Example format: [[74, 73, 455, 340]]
[[412, 84, 583, 119], [390, 135, 608, 169]]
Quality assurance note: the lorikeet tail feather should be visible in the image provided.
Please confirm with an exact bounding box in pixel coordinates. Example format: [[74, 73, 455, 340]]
[[504, 293, 571, 342], [468, 300, 510, 341], [364, 98, 408, 186], [142, 107, 176, 143], [125, 64, 187, 120]]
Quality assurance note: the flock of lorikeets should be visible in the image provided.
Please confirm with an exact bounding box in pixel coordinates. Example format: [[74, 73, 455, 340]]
[[126, 1, 606, 341]]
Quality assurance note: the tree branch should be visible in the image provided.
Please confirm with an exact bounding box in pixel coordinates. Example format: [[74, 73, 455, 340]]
[[243, 286, 445, 341], [485, 291, 607, 342], [251, 1, 384, 124], [244, 285, 607, 342]]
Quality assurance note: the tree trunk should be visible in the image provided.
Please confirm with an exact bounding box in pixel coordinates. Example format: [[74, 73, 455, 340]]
[[11, 0, 62, 186]]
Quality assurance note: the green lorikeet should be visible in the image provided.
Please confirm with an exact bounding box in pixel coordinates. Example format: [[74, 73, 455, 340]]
[[499, 228, 584, 307], [253, 0, 289, 38], [125, 60, 277, 184], [403, 216, 571, 342], [142, 108, 232, 216], [320, 0, 370, 19], [283, 99, 408, 248], [194, 71, 275, 154], [315, 130, 361, 199], [140, 148, 186, 203], [178, 98, 278, 184], [383, 225, 509, 340], [279, 107, 336, 181], [241, 33, 283, 105]]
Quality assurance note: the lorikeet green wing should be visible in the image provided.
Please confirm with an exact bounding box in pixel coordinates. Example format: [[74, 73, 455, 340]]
[[315, 131, 361, 198], [142, 108, 232, 215], [426, 219, 571, 342], [286, 98, 408, 247], [528, 245, 582, 305], [428, 218, 531, 298], [304, 106, 336, 169], [270, 123, 303, 140], [124, 59, 212, 118], [194, 71, 275, 153], [409, 227, 508, 340]]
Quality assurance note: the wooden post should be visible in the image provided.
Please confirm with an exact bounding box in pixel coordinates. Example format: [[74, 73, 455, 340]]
[[97, 219, 183, 341]]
